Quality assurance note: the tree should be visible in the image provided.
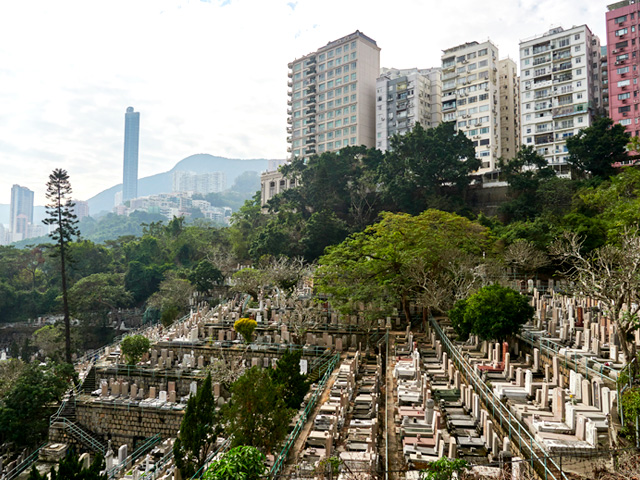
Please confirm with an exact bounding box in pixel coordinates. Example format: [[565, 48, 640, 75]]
[[147, 272, 195, 323], [234, 318, 257, 343], [173, 373, 221, 479], [43, 168, 80, 364], [120, 334, 151, 365], [270, 349, 310, 409], [550, 230, 640, 367], [188, 260, 223, 293], [0, 362, 76, 447], [498, 146, 556, 222], [378, 122, 480, 214], [566, 116, 630, 179], [503, 239, 550, 278], [203, 446, 266, 480], [32, 325, 65, 361], [449, 284, 533, 342], [28, 448, 106, 480], [68, 273, 132, 326], [222, 367, 294, 453], [231, 268, 264, 301], [315, 210, 491, 324]]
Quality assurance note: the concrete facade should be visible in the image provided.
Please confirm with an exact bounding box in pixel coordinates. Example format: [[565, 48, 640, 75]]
[[287, 31, 380, 159], [498, 59, 521, 161], [375, 67, 442, 152], [607, 1, 640, 141], [441, 41, 502, 172], [519, 26, 601, 175]]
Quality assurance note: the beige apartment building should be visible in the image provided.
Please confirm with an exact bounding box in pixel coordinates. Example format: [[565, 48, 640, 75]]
[[286, 30, 381, 159], [441, 41, 502, 172], [499, 58, 521, 160]]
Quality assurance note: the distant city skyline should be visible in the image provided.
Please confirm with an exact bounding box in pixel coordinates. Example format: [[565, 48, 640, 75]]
[[0, 1, 608, 205]]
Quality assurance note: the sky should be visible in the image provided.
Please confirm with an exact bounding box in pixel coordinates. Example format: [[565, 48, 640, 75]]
[[0, 0, 610, 205]]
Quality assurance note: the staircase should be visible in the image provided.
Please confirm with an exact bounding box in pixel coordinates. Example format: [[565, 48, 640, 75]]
[[82, 366, 97, 394], [56, 418, 107, 455]]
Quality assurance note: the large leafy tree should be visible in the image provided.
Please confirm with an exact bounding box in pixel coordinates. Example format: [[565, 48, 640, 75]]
[[315, 210, 491, 324], [68, 273, 132, 326], [449, 284, 533, 341], [378, 122, 479, 214], [222, 367, 293, 454], [43, 168, 80, 364], [566, 116, 630, 179], [498, 146, 556, 222], [173, 373, 221, 479]]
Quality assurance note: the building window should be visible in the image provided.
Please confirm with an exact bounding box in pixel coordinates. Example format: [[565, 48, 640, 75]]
[[616, 28, 629, 37], [615, 15, 627, 24]]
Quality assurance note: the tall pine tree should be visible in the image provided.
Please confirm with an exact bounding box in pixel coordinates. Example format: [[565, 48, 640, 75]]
[[43, 169, 79, 364]]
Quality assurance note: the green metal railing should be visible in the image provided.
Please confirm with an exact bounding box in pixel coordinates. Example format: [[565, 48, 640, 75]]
[[4, 443, 48, 480], [269, 352, 341, 478], [107, 434, 162, 478], [58, 417, 106, 455], [519, 329, 617, 384], [430, 316, 569, 480]]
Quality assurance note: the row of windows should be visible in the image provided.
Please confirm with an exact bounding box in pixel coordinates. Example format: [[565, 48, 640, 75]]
[[442, 47, 492, 68]]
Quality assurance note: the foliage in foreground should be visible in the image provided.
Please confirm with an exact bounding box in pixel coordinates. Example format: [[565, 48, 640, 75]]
[[28, 448, 106, 480], [203, 446, 266, 480], [0, 362, 76, 447], [173, 374, 220, 479]]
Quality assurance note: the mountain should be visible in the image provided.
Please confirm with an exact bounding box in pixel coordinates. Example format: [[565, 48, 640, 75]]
[[87, 154, 273, 215]]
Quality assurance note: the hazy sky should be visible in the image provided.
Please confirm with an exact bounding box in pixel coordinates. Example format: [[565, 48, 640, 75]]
[[0, 0, 609, 205]]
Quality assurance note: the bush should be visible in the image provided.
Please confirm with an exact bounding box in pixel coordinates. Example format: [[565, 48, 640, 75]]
[[234, 318, 257, 343], [120, 335, 151, 365]]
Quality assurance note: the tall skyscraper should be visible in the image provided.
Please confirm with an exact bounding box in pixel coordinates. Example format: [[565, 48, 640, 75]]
[[519, 26, 601, 175], [498, 58, 521, 160], [286, 31, 381, 160], [10, 184, 34, 242], [606, 2, 640, 138], [375, 67, 442, 152], [122, 106, 140, 202]]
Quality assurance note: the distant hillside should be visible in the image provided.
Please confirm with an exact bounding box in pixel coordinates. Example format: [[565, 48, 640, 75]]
[[87, 154, 273, 215]]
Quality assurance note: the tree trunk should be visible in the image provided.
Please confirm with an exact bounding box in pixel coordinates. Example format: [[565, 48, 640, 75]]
[[402, 294, 411, 325], [60, 237, 72, 364]]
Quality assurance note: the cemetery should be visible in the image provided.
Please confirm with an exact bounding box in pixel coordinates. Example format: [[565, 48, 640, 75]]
[[2, 281, 639, 480]]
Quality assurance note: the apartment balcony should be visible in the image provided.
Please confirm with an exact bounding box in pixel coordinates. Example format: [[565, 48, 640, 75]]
[[305, 57, 316, 66], [287, 109, 292, 115], [287, 100, 292, 106], [288, 71, 293, 78], [287, 146, 292, 152], [305, 108, 316, 115], [287, 89, 293, 97], [307, 147, 316, 155], [306, 96, 316, 105], [306, 67, 316, 76], [288, 81, 293, 88], [287, 127, 292, 134], [306, 137, 316, 144], [287, 118, 292, 124], [552, 64, 572, 73]]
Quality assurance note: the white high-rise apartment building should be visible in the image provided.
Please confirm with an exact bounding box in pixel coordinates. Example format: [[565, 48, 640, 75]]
[[441, 41, 502, 172], [172, 171, 226, 194], [287, 31, 380, 159], [375, 67, 442, 152], [519, 26, 601, 175]]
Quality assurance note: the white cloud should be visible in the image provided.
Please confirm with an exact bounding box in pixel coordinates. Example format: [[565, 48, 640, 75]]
[[0, 0, 609, 204]]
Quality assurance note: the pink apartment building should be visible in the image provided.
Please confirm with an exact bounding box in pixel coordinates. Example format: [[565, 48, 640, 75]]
[[607, 1, 640, 139]]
